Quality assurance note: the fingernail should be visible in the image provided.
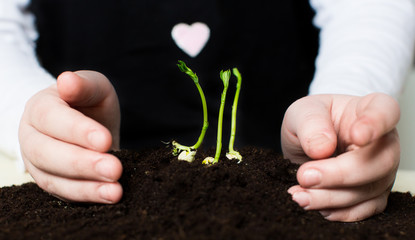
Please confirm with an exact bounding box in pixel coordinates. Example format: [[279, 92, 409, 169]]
[[319, 210, 331, 218], [292, 192, 310, 209], [287, 186, 296, 195], [302, 169, 322, 187], [88, 131, 106, 150], [95, 158, 115, 181], [98, 184, 114, 203]]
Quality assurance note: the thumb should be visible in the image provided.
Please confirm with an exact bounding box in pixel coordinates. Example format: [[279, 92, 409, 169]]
[[57, 71, 117, 107], [351, 93, 400, 146], [282, 96, 337, 161]]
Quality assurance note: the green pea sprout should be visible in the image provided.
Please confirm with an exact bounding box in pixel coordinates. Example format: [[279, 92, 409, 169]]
[[202, 69, 231, 165], [172, 60, 209, 162], [170, 61, 243, 165], [226, 68, 243, 163]]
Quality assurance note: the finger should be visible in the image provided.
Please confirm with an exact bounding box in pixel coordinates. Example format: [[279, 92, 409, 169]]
[[351, 93, 400, 146], [57, 71, 121, 149], [282, 95, 337, 162], [288, 174, 394, 210], [57, 71, 116, 107], [296, 130, 399, 188], [319, 190, 390, 222], [25, 160, 123, 204], [24, 88, 113, 152], [20, 123, 122, 182]]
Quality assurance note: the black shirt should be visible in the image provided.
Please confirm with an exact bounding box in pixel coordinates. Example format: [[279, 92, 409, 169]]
[[29, 0, 319, 151]]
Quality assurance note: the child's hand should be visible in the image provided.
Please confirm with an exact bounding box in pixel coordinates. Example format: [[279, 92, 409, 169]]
[[19, 71, 123, 203], [281, 93, 400, 222]]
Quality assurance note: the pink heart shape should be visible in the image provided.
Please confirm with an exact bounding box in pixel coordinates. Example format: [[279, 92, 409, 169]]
[[171, 22, 210, 58]]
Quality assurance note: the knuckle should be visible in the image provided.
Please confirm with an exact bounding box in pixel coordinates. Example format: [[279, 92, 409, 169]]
[[70, 154, 94, 177], [20, 134, 43, 169], [36, 176, 55, 194], [383, 148, 399, 173], [31, 96, 58, 127], [377, 131, 400, 172], [366, 182, 376, 196], [323, 191, 336, 208], [377, 194, 389, 213]]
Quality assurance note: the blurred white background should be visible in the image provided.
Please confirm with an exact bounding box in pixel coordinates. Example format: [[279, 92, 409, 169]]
[[398, 66, 415, 170]]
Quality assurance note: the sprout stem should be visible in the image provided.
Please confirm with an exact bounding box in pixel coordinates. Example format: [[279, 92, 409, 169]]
[[203, 69, 230, 165], [226, 68, 243, 162], [192, 81, 208, 150], [173, 60, 208, 162]]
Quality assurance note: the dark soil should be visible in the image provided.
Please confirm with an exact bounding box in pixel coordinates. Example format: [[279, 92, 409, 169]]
[[0, 146, 414, 240]]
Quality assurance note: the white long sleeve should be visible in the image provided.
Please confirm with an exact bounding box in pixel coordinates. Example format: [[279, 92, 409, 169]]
[[0, 0, 55, 160], [309, 0, 415, 98]]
